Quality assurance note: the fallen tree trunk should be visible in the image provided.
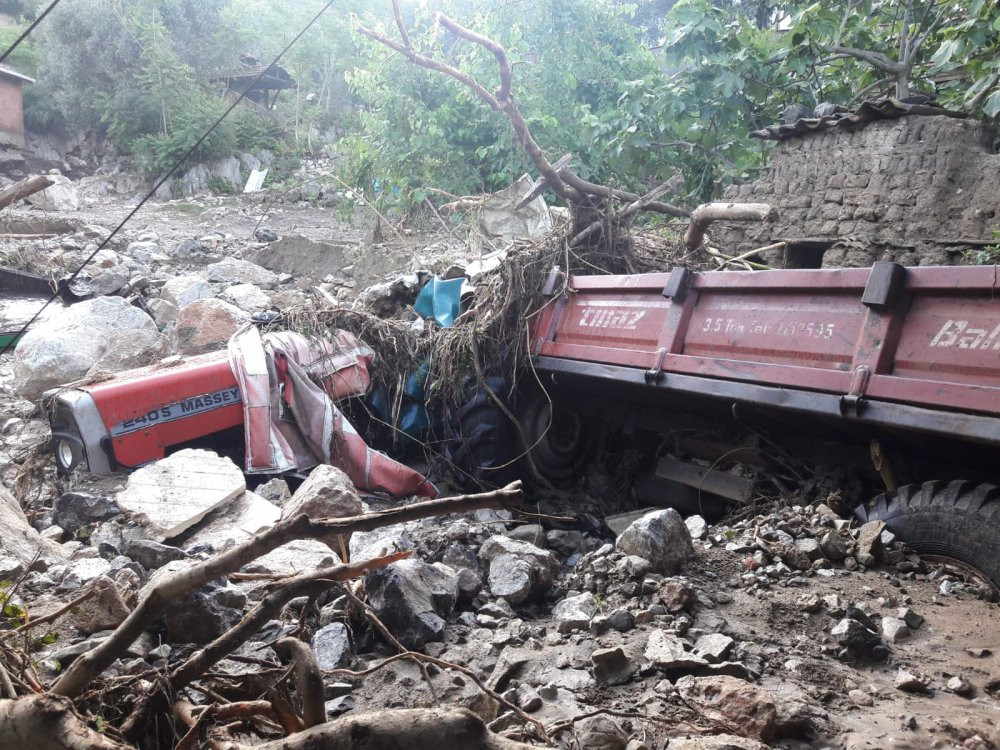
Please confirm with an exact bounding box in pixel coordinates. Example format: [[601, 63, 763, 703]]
[[53, 482, 523, 699], [0, 175, 54, 211], [213, 707, 539, 750], [684, 202, 777, 251], [0, 694, 131, 750]]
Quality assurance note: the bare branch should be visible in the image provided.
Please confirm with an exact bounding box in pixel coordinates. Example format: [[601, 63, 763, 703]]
[[824, 44, 903, 74], [684, 202, 777, 251], [273, 638, 326, 729]]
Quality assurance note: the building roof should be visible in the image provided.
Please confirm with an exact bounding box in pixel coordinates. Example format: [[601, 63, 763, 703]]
[[0, 63, 35, 84]]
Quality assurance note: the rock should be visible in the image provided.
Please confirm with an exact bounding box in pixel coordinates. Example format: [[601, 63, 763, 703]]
[[855, 520, 885, 565], [13, 296, 157, 399], [442, 542, 482, 599], [123, 539, 186, 569], [255, 227, 278, 242], [615, 509, 694, 575], [256, 478, 291, 507], [848, 688, 874, 707], [86, 329, 169, 379], [546, 529, 584, 557], [204, 257, 279, 288], [880, 616, 911, 643], [147, 298, 179, 328], [675, 675, 777, 741], [350, 525, 412, 561], [894, 668, 931, 693], [831, 618, 884, 658], [946, 675, 974, 697], [71, 576, 131, 635], [794, 538, 823, 561], [185, 491, 335, 574], [592, 646, 635, 685], [796, 593, 823, 614], [667, 736, 769, 750], [325, 695, 355, 717], [573, 716, 627, 750], [365, 558, 459, 649], [174, 298, 250, 355], [897, 608, 924, 630], [659, 580, 692, 613], [147, 560, 245, 644], [644, 630, 708, 671], [160, 275, 215, 309], [685, 514, 709, 540], [819, 530, 853, 562], [220, 283, 270, 313], [606, 608, 635, 632], [114, 449, 246, 542], [552, 592, 596, 633], [0, 555, 23, 579], [694, 633, 735, 663], [479, 536, 556, 605], [312, 622, 351, 669], [281, 465, 362, 551], [26, 172, 80, 211], [506, 524, 546, 547], [0, 485, 67, 567], [53, 492, 120, 534]]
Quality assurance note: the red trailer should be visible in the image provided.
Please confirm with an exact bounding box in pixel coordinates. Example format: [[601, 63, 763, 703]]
[[512, 261, 1000, 587]]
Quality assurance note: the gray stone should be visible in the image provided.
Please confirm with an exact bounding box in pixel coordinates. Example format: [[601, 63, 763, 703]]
[[552, 592, 596, 633], [255, 478, 291, 507], [606, 608, 635, 632], [880, 616, 911, 643], [644, 630, 708, 671], [685, 514, 709, 540], [592, 646, 635, 685], [114, 449, 246, 542], [897, 608, 924, 630], [365, 559, 459, 649], [147, 560, 245, 644], [479, 536, 556, 605], [694, 633, 735, 663], [13, 296, 157, 399], [123, 539, 186, 569], [793, 537, 823, 561], [160, 275, 215, 309], [545, 529, 585, 557], [312, 622, 351, 670], [220, 283, 270, 313], [281, 465, 362, 546], [946, 675, 974, 697], [666, 736, 769, 750], [350, 525, 412, 561], [506, 524, 546, 547], [53, 492, 120, 533], [86, 329, 168, 379], [615, 509, 695, 575], [71, 576, 131, 635], [819, 530, 854, 562], [204, 257, 279, 288], [831, 618, 883, 656]]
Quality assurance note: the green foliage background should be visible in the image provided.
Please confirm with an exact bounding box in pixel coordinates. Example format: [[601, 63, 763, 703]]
[[1, 0, 998, 203]]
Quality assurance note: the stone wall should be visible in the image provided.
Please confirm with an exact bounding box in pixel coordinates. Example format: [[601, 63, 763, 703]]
[[717, 115, 1000, 268]]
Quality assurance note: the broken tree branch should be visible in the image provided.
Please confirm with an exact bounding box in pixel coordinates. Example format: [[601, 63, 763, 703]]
[[571, 179, 676, 246], [0, 694, 131, 750], [0, 175, 54, 211], [52, 482, 522, 699], [358, 0, 688, 219], [272, 638, 326, 729], [684, 202, 777, 251], [217, 707, 540, 750]]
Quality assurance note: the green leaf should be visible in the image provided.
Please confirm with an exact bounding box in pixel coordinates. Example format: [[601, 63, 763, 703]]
[[983, 90, 1000, 118]]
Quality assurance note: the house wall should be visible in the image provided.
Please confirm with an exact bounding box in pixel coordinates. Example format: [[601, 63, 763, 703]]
[[715, 115, 1000, 268], [0, 76, 25, 148]]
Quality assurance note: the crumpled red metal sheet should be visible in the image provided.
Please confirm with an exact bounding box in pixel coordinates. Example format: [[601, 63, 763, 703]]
[[229, 326, 437, 499]]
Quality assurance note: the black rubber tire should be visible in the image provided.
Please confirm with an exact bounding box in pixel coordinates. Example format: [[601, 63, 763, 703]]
[[516, 390, 598, 488], [443, 377, 520, 489], [856, 480, 1000, 589]]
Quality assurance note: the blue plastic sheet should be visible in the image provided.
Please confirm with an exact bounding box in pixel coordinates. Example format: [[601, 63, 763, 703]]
[[414, 276, 465, 328]]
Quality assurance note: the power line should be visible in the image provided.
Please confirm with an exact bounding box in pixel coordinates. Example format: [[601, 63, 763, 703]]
[[0, 0, 62, 66], [0, 0, 337, 356]]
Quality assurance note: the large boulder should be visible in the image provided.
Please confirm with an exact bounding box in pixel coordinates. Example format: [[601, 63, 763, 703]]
[[174, 298, 249, 355], [147, 560, 246, 644], [13, 296, 157, 399], [160, 275, 215, 309], [86, 329, 169, 379], [479, 536, 556, 605], [365, 558, 459, 649], [204, 257, 279, 289], [26, 171, 80, 211], [615, 508, 694, 575], [281, 465, 362, 553]]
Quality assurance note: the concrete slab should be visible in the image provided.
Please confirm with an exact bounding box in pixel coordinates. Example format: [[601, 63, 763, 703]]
[[115, 449, 245, 542]]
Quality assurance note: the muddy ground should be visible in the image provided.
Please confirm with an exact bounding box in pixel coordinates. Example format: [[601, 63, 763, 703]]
[[0, 188, 998, 750]]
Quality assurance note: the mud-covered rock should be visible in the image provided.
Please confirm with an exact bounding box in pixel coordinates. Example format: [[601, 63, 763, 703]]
[[281, 465, 362, 551], [552, 592, 596, 633], [174, 298, 249, 355], [479, 536, 556, 605], [53, 492, 121, 534], [676, 675, 777, 741]]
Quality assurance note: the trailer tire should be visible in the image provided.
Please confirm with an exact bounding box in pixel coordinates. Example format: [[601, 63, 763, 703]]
[[516, 390, 597, 487], [443, 377, 520, 489], [856, 480, 1000, 590]]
